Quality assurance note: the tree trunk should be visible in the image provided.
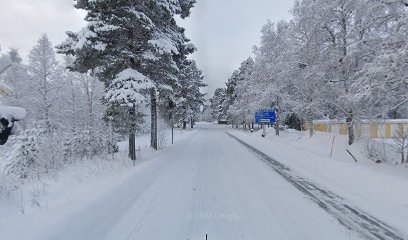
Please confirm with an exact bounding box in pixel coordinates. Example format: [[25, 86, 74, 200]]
[[190, 117, 194, 128], [150, 89, 157, 150], [183, 121, 187, 129], [129, 106, 136, 163], [129, 132, 135, 161], [402, 141, 405, 164], [346, 111, 354, 145], [402, 137, 406, 164], [307, 107, 314, 138], [110, 123, 115, 161], [340, 12, 349, 93], [308, 118, 314, 138], [274, 124, 280, 136]]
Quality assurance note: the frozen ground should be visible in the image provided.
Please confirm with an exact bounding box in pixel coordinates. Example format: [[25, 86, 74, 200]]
[[1, 123, 407, 240], [229, 127, 408, 239], [0, 127, 196, 224]]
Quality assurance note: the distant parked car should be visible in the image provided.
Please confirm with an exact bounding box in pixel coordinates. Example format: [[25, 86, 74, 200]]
[[218, 120, 229, 125]]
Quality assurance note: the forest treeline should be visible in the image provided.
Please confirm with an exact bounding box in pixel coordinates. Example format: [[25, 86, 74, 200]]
[[210, 0, 408, 135], [0, 0, 205, 195]]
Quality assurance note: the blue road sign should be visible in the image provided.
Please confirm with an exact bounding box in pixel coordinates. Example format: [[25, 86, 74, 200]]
[[255, 111, 276, 124]]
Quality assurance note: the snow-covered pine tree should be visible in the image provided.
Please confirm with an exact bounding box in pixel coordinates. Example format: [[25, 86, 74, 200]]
[[1, 49, 30, 108], [5, 128, 43, 181], [58, 0, 157, 161], [58, 0, 197, 156], [188, 61, 206, 128], [199, 104, 212, 122], [139, 0, 197, 149], [210, 88, 227, 121], [105, 69, 153, 160], [224, 70, 240, 125], [225, 57, 254, 126], [174, 59, 206, 128]]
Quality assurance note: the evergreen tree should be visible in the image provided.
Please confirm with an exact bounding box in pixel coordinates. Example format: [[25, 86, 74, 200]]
[[210, 88, 227, 121], [225, 58, 254, 125], [5, 128, 43, 180], [1, 49, 30, 108], [139, 0, 196, 149], [174, 59, 206, 128], [58, 0, 196, 157]]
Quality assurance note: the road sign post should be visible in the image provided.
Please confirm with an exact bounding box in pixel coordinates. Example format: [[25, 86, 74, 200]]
[[255, 110, 276, 137], [255, 110, 276, 124]]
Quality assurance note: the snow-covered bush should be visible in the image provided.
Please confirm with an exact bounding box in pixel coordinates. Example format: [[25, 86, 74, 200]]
[[363, 137, 402, 164], [5, 128, 44, 181], [393, 128, 408, 164]]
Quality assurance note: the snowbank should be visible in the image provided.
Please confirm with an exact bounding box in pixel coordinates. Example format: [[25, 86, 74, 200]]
[[0, 106, 26, 122], [229, 127, 408, 236], [0, 127, 197, 223]]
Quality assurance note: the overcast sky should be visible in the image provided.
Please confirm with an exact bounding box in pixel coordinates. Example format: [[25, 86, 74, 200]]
[[0, 0, 86, 55], [0, 0, 295, 98]]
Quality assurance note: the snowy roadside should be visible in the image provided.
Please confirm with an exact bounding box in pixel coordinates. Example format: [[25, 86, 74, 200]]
[[228, 127, 408, 237], [0, 127, 197, 224]]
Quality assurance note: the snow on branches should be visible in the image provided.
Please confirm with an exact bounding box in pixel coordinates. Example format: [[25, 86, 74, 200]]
[[105, 68, 154, 107], [211, 0, 408, 129]]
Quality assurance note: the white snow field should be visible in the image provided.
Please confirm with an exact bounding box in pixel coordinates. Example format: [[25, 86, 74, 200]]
[[1, 123, 407, 240]]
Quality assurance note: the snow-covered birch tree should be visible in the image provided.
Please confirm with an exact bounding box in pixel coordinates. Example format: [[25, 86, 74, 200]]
[[28, 34, 63, 133]]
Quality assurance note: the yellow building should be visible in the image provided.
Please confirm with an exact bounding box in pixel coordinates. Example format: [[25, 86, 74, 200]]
[[306, 119, 408, 140]]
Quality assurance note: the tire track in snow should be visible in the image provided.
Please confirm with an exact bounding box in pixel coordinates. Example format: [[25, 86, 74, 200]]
[[125, 191, 158, 240], [227, 133, 406, 240]]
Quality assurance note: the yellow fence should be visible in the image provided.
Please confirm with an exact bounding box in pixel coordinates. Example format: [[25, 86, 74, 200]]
[[0, 82, 11, 96], [305, 120, 408, 139]]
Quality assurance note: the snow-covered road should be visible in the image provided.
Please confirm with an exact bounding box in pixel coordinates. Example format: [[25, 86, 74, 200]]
[[1, 124, 405, 240]]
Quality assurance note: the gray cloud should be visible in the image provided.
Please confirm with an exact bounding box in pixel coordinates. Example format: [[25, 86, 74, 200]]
[[0, 0, 85, 59]]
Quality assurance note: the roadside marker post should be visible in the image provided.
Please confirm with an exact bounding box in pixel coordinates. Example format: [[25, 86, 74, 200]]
[[346, 149, 358, 162], [330, 135, 335, 158]]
